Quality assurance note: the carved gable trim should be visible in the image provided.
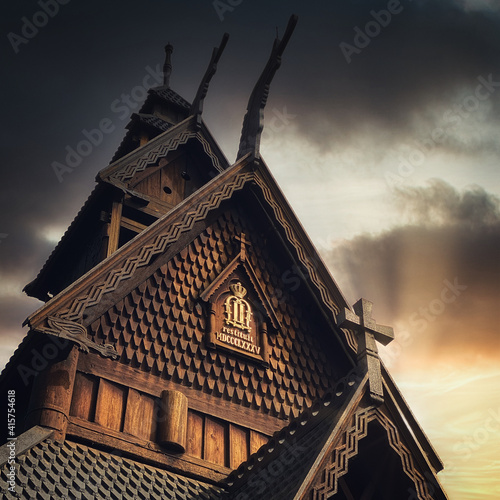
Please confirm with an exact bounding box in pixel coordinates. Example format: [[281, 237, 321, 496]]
[[38, 316, 118, 359], [27, 160, 354, 356], [307, 406, 436, 500]]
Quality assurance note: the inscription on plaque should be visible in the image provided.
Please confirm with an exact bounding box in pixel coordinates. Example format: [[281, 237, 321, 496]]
[[215, 282, 261, 356]]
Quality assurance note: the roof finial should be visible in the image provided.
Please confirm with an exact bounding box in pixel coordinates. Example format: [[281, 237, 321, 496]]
[[190, 33, 230, 128], [163, 42, 173, 87], [236, 15, 298, 161]]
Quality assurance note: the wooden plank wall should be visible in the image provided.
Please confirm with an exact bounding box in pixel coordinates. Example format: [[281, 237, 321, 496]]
[[69, 372, 270, 469]]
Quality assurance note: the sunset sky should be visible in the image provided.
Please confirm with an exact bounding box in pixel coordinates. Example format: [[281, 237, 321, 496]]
[[2, 1, 499, 498]]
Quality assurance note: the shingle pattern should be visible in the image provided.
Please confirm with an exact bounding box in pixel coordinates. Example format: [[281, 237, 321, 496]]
[[0, 439, 224, 499], [90, 210, 338, 419], [137, 114, 173, 133], [226, 370, 363, 499], [151, 87, 191, 110]]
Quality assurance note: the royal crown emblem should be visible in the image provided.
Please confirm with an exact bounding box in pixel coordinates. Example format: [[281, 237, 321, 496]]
[[229, 282, 247, 298]]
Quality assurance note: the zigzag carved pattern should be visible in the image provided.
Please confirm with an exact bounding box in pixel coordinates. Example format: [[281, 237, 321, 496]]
[[57, 172, 254, 322], [309, 407, 433, 500], [112, 132, 223, 183], [252, 174, 357, 352]]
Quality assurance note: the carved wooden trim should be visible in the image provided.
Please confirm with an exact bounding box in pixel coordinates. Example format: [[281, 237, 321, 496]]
[[38, 316, 118, 359], [308, 406, 434, 500], [35, 163, 354, 359], [57, 172, 254, 322], [252, 173, 357, 352], [110, 132, 223, 183]]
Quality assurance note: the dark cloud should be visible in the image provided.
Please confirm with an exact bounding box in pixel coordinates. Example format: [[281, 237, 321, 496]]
[[326, 180, 500, 362]]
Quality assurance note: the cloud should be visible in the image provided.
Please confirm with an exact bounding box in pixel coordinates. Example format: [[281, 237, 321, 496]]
[[274, 0, 500, 153], [326, 180, 500, 364]]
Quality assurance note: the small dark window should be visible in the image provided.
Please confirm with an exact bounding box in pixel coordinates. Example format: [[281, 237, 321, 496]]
[[181, 171, 191, 181], [163, 186, 172, 194]]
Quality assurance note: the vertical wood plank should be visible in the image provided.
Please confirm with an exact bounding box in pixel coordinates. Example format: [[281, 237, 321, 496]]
[[94, 379, 126, 431], [106, 200, 122, 257], [186, 410, 204, 459], [123, 389, 155, 441], [160, 157, 185, 206], [250, 430, 269, 455], [69, 372, 98, 421], [204, 416, 227, 466], [229, 424, 249, 470]]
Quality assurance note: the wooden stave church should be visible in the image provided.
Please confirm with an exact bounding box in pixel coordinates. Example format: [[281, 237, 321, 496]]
[[0, 19, 449, 500]]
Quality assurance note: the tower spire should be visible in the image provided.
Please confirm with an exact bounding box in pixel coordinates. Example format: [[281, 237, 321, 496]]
[[163, 42, 173, 87]]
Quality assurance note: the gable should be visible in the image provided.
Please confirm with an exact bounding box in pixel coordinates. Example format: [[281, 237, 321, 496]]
[[226, 376, 447, 500], [304, 404, 446, 499], [79, 206, 350, 410], [55, 203, 355, 478], [127, 141, 220, 210]]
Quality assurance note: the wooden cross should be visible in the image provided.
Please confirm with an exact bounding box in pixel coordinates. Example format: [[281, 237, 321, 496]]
[[338, 299, 394, 404], [235, 233, 250, 262]]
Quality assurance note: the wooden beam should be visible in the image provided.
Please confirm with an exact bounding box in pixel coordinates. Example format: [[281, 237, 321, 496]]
[[120, 216, 148, 234], [129, 148, 184, 189], [77, 353, 284, 436], [67, 417, 231, 484], [25, 346, 79, 441], [106, 200, 123, 257]]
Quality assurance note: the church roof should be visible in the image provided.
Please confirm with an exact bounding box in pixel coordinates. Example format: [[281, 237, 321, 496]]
[[110, 86, 191, 164], [0, 429, 224, 499], [226, 369, 447, 499]]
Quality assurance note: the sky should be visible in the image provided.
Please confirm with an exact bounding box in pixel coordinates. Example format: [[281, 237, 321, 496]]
[[1, 1, 499, 498]]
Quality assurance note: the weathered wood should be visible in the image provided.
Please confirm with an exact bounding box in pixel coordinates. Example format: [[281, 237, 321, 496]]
[[77, 354, 282, 436], [129, 149, 184, 189], [106, 200, 123, 257], [249, 430, 269, 455], [120, 216, 148, 234], [157, 389, 188, 452], [94, 379, 126, 431], [186, 410, 204, 459], [67, 416, 231, 484], [229, 424, 249, 470], [123, 388, 155, 441], [204, 416, 227, 466], [25, 345, 79, 441], [69, 372, 98, 421]]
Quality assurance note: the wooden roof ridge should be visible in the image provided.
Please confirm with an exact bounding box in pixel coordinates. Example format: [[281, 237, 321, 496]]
[[110, 35, 229, 164], [98, 114, 230, 187]]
